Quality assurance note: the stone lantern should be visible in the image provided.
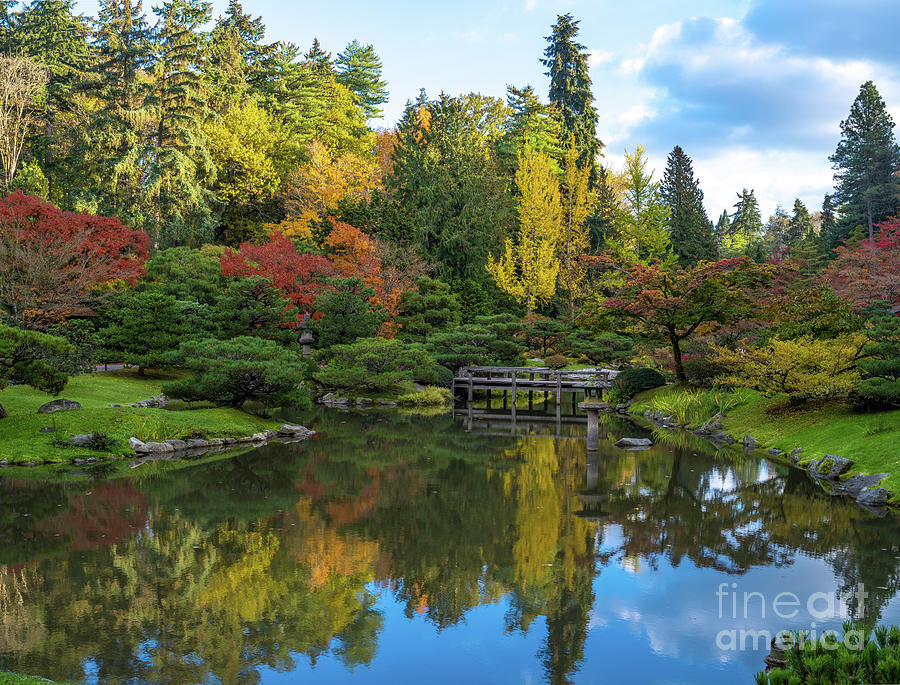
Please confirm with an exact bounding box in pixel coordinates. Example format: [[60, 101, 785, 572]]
[[297, 312, 314, 358]]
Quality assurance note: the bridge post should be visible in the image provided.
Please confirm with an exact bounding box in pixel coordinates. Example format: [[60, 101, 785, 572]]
[[579, 400, 609, 452], [511, 374, 517, 420]]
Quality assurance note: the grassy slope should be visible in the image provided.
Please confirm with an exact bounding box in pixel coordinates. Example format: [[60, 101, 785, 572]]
[[632, 385, 900, 495], [0, 370, 278, 463]]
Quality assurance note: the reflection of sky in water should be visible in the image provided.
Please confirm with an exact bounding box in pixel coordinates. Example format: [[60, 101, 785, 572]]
[[3, 410, 899, 685]]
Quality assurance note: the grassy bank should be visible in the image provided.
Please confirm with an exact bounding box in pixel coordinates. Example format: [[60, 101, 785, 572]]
[[0, 370, 278, 464], [631, 385, 900, 496], [0, 674, 73, 685]]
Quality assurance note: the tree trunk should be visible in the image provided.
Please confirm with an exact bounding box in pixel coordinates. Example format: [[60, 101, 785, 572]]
[[0, 401, 6, 419], [670, 334, 685, 382]]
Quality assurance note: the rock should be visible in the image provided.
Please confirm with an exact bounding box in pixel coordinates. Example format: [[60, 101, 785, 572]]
[[0, 403, 5, 419], [224, 438, 237, 445], [137, 442, 174, 453], [129, 437, 145, 450], [237, 436, 254, 443], [615, 403, 630, 411], [279, 424, 314, 438], [68, 433, 95, 446], [185, 439, 209, 449], [39, 427, 54, 433], [615, 437, 653, 449], [109, 404, 121, 408], [835, 473, 889, 498], [264, 429, 279, 440], [250, 432, 267, 442], [768, 448, 784, 457], [208, 438, 225, 446], [742, 435, 757, 449], [165, 439, 188, 451], [376, 399, 398, 407], [37, 398, 82, 414], [788, 448, 803, 464], [696, 413, 724, 434], [857, 487, 891, 508], [812, 455, 854, 480], [355, 397, 373, 407]]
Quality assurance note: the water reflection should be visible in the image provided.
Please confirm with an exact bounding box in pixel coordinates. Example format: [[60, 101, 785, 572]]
[[0, 409, 898, 684]]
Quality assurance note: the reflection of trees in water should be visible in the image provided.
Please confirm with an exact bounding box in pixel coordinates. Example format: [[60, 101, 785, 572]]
[[1, 411, 899, 685]]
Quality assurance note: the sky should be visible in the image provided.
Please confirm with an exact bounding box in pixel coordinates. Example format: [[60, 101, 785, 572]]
[[74, 0, 900, 219]]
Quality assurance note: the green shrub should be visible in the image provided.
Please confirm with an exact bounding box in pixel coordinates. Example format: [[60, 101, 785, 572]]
[[612, 367, 666, 400], [163, 337, 309, 409], [315, 337, 441, 394], [545, 354, 568, 370], [397, 386, 452, 407], [681, 356, 726, 388]]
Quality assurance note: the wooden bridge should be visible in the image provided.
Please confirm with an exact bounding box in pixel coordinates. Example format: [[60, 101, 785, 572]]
[[451, 366, 618, 413]]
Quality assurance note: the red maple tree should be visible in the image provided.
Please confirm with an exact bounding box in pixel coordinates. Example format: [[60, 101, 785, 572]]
[[0, 191, 149, 328], [824, 219, 900, 309], [220, 232, 333, 312]]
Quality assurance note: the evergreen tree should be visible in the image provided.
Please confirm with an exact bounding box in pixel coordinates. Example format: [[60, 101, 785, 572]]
[[205, 0, 276, 102], [497, 85, 562, 178], [89, 0, 154, 225], [660, 145, 716, 264], [588, 165, 619, 252], [12, 0, 92, 200], [541, 13, 601, 184], [722, 189, 764, 259], [305, 37, 333, 75], [787, 198, 814, 247], [714, 209, 730, 241], [830, 80, 900, 243], [819, 193, 838, 252], [335, 39, 388, 120], [763, 204, 790, 256], [148, 0, 215, 245]]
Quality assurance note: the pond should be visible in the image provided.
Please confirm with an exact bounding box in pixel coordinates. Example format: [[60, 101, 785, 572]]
[[1, 409, 898, 684]]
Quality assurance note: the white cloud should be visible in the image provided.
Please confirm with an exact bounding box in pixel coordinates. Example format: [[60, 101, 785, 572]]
[[524, 0, 537, 10], [617, 104, 656, 128], [587, 49, 614, 68]]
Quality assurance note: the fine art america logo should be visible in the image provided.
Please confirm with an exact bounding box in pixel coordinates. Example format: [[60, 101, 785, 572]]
[[714, 582, 870, 651]]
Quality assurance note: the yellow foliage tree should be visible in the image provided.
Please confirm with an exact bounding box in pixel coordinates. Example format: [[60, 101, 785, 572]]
[[276, 139, 381, 238], [558, 137, 594, 322], [487, 143, 562, 315], [711, 333, 868, 404]]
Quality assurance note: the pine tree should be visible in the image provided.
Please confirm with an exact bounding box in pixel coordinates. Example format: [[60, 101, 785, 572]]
[[819, 193, 838, 252], [487, 144, 561, 315], [204, 0, 276, 103], [148, 0, 215, 245], [12, 0, 92, 199], [305, 37, 333, 75], [335, 39, 388, 120], [541, 13, 601, 185], [714, 209, 730, 240], [830, 80, 900, 243], [660, 145, 716, 264], [497, 84, 562, 178], [786, 198, 814, 247], [763, 204, 790, 254], [558, 137, 592, 322], [723, 189, 764, 259], [588, 165, 619, 252], [89, 0, 154, 224]]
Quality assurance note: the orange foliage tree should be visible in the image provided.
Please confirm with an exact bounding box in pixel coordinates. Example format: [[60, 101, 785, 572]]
[[824, 219, 900, 309], [277, 140, 380, 238]]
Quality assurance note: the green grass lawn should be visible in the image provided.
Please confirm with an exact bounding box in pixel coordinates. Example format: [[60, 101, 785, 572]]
[[0, 674, 73, 685], [0, 370, 278, 463], [632, 385, 900, 496]]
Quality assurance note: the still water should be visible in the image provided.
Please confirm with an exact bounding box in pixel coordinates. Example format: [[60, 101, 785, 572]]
[[1, 409, 898, 684]]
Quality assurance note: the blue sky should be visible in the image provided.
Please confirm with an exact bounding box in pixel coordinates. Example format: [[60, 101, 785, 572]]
[[75, 0, 900, 219]]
